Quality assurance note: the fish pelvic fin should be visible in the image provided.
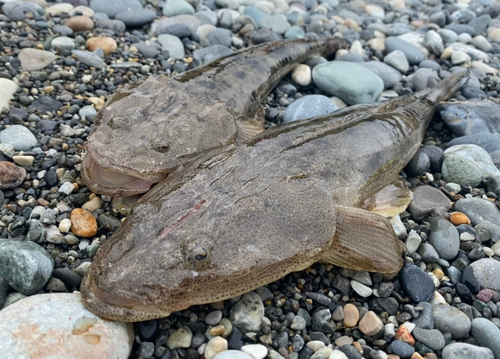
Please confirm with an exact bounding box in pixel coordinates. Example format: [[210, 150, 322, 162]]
[[321, 205, 404, 275]]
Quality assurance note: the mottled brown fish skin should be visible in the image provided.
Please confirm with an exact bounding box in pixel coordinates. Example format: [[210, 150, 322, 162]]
[[80, 71, 469, 322], [82, 38, 347, 197]]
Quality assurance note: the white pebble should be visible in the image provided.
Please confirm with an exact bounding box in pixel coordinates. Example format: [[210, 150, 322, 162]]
[[291, 64, 312, 87], [12, 155, 34, 167], [204, 336, 228, 359], [59, 218, 72, 233], [81, 75, 92, 83], [451, 51, 470, 65], [329, 350, 348, 359], [483, 247, 494, 257], [58, 182, 75, 195], [241, 344, 268, 359], [349, 40, 364, 57], [491, 241, 500, 256], [306, 341, 325, 352], [82, 197, 102, 212]]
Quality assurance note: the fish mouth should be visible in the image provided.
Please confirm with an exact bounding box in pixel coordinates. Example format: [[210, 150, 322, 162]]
[[82, 153, 163, 197], [80, 275, 172, 322]]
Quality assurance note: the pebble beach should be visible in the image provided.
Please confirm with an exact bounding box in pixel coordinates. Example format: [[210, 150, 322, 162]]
[[1, 0, 500, 358]]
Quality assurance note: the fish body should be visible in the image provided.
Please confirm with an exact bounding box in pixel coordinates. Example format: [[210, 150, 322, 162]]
[[82, 38, 346, 197], [81, 72, 469, 322]]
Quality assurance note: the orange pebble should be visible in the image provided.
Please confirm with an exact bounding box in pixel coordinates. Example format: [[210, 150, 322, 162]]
[[450, 211, 471, 225], [395, 325, 415, 346], [70, 208, 97, 237]]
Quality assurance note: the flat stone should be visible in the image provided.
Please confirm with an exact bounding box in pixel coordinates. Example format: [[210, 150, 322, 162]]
[[115, 9, 156, 27], [0, 239, 54, 295], [407, 185, 451, 221], [454, 198, 500, 226], [86, 37, 117, 55], [163, 0, 195, 16], [18, 49, 56, 72], [358, 311, 383, 336], [384, 49, 409, 74], [90, 0, 142, 18], [411, 327, 445, 350], [442, 343, 494, 359], [469, 258, 500, 291], [400, 265, 434, 302], [0, 293, 133, 359], [471, 318, 500, 358], [214, 351, 254, 359], [283, 95, 338, 124], [65, 15, 94, 32], [312, 61, 384, 105], [157, 34, 185, 59], [385, 36, 425, 65], [432, 304, 471, 339], [71, 50, 106, 68], [428, 218, 460, 260], [0, 125, 37, 151], [359, 61, 402, 88]]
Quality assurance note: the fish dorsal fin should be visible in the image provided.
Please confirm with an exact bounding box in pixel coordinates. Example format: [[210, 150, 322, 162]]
[[360, 179, 413, 217], [235, 118, 266, 143], [321, 205, 404, 275]]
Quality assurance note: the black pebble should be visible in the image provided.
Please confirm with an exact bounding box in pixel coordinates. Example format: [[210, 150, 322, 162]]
[[227, 327, 244, 350], [400, 264, 435, 302], [462, 265, 480, 294], [456, 283, 474, 304], [137, 320, 158, 340]]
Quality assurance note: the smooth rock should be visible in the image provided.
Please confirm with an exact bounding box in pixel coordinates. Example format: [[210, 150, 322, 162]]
[[0, 239, 53, 295], [384, 49, 409, 74], [428, 218, 460, 260], [86, 37, 117, 55], [469, 258, 500, 291], [358, 311, 383, 336], [167, 326, 192, 349], [157, 34, 185, 59], [90, 0, 142, 18], [471, 318, 500, 358], [71, 50, 106, 68], [283, 95, 338, 124], [205, 337, 228, 359], [442, 145, 500, 187], [65, 15, 94, 32], [442, 343, 494, 359], [312, 61, 384, 105], [411, 327, 445, 350], [454, 198, 500, 226], [343, 303, 359, 327], [18, 49, 56, 71], [407, 185, 451, 221], [51, 36, 75, 55], [432, 304, 471, 339], [359, 61, 402, 88], [115, 9, 156, 27], [385, 36, 425, 65], [400, 265, 435, 302], [0, 125, 37, 151], [0, 293, 133, 359], [213, 351, 254, 359], [70, 209, 97, 237]]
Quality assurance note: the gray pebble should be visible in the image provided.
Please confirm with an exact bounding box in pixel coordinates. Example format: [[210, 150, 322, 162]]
[[432, 304, 471, 339], [471, 318, 500, 358], [284, 95, 338, 124], [429, 218, 460, 260]]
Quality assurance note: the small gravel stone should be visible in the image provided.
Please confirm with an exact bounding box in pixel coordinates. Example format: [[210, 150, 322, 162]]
[[167, 326, 192, 349], [213, 351, 253, 359], [71, 50, 106, 68], [407, 185, 451, 221], [205, 337, 228, 359], [241, 344, 268, 359], [343, 304, 359, 327]]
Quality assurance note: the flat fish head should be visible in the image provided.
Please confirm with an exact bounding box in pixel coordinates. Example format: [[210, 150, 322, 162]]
[[81, 149, 337, 321], [83, 76, 238, 197]]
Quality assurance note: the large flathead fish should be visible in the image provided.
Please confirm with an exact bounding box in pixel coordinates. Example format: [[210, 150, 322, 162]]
[[82, 38, 346, 197], [81, 72, 469, 322]]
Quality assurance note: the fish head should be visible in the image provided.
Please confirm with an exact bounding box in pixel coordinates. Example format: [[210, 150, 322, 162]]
[[81, 152, 337, 321], [82, 75, 238, 197]]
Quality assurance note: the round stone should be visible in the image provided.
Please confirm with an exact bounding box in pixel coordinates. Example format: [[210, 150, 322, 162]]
[[469, 258, 500, 291], [358, 311, 383, 336], [0, 78, 18, 110], [70, 209, 98, 237], [283, 95, 338, 124], [229, 292, 264, 333], [65, 16, 94, 32], [291, 64, 312, 87], [18, 49, 56, 72], [428, 218, 460, 260], [442, 343, 494, 359], [432, 305, 471, 339], [0, 125, 37, 151], [471, 318, 500, 358], [205, 337, 228, 359], [0, 162, 26, 189], [167, 326, 192, 349], [343, 303, 359, 327], [86, 37, 117, 55], [312, 61, 384, 105]]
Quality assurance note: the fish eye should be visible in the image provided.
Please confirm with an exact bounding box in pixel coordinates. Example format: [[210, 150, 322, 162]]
[[194, 247, 208, 261], [107, 117, 130, 129], [184, 241, 213, 270]]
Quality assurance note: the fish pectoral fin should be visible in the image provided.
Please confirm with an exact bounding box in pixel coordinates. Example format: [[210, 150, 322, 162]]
[[235, 118, 266, 143], [360, 179, 413, 217], [321, 205, 404, 274]]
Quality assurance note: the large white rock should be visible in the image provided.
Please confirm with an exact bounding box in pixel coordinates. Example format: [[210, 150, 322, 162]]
[[0, 78, 18, 111], [0, 292, 133, 359]]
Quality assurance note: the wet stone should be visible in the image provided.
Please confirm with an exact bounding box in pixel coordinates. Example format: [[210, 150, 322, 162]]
[[454, 198, 500, 226]]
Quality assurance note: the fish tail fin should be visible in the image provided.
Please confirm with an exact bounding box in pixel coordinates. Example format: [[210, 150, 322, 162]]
[[425, 70, 470, 103]]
